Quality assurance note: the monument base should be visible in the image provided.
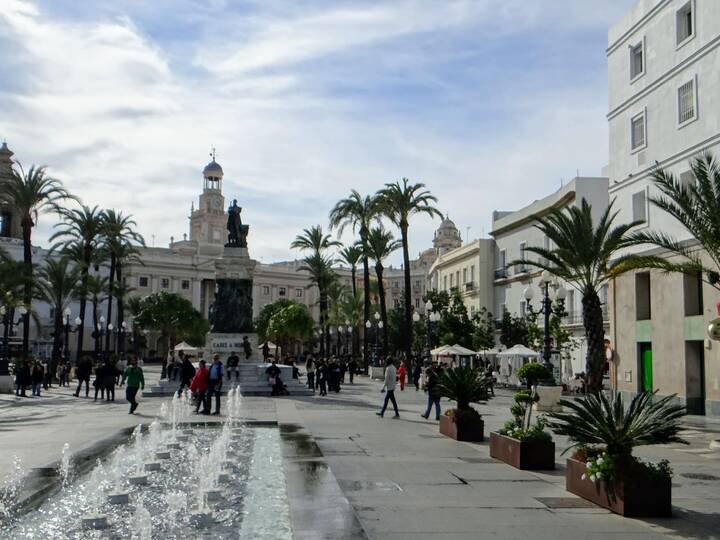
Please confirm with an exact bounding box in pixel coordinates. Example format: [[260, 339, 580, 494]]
[[0, 375, 14, 394], [208, 333, 261, 363]]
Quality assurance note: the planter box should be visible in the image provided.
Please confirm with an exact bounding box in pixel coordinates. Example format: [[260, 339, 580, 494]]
[[566, 458, 672, 517], [439, 413, 484, 442], [489, 432, 555, 470]]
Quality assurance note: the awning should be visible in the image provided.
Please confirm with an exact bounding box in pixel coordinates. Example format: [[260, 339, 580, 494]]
[[450, 344, 477, 356], [496, 344, 540, 357], [174, 341, 198, 352]]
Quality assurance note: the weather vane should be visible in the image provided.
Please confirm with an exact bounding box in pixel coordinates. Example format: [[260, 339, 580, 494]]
[[210, 146, 216, 161]]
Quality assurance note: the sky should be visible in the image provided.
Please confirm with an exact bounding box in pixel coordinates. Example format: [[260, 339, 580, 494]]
[[0, 0, 638, 266]]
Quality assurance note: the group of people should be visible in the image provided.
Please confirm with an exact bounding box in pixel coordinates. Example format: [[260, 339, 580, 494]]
[[304, 355, 357, 396], [13, 358, 74, 397], [188, 354, 225, 415]]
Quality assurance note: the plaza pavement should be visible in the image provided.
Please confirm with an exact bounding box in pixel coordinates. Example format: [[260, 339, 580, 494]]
[[1, 367, 719, 539]]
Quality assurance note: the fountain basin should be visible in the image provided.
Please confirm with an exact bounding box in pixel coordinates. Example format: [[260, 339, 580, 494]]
[[82, 514, 109, 530], [155, 450, 171, 459], [144, 461, 161, 471], [166, 442, 181, 449], [204, 489, 224, 503], [108, 492, 130, 505], [128, 474, 148, 485], [189, 509, 213, 527]]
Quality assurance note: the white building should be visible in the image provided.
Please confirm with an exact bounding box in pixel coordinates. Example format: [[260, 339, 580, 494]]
[[491, 177, 610, 377], [606, 0, 720, 416]]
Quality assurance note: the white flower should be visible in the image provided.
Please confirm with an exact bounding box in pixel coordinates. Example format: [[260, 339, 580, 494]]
[[586, 462, 591, 470], [589, 474, 597, 483], [596, 473, 602, 480], [581, 474, 587, 481], [596, 457, 604, 466]]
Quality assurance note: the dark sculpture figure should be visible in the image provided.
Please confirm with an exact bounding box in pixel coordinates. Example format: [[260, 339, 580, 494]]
[[209, 279, 254, 333], [226, 199, 249, 248]]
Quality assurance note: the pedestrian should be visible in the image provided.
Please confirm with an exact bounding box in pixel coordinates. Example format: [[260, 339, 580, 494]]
[[190, 359, 210, 414], [207, 354, 224, 415], [484, 365, 495, 397], [103, 360, 118, 401], [227, 351, 240, 383], [305, 356, 315, 393], [317, 360, 328, 396], [31, 362, 44, 397], [376, 358, 400, 418], [178, 352, 196, 396], [265, 359, 282, 396], [164, 350, 174, 380], [116, 356, 127, 385], [347, 357, 357, 384], [74, 356, 92, 397], [397, 360, 407, 391], [412, 361, 422, 391], [262, 342, 270, 362], [121, 356, 145, 414], [242, 336, 252, 361], [93, 362, 106, 401], [42, 360, 52, 390], [421, 365, 442, 421]]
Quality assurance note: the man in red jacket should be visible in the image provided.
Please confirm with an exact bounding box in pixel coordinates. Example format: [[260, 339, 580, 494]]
[[190, 360, 210, 414]]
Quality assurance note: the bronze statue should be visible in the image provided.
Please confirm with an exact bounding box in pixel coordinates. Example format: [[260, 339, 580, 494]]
[[226, 199, 248, 248]]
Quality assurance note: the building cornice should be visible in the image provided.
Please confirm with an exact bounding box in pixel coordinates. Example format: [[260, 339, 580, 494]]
[[606, 0, 671, 55]]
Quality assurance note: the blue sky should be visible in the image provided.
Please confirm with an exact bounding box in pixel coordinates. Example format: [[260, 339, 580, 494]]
[[0, 0, 638, 265]]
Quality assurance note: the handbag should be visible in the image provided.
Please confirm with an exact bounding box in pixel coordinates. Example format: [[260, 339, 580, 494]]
[[268, 376, 276, 386]]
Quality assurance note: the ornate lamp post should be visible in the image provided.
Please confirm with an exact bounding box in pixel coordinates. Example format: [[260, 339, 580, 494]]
[[1, 303, 26, 376], [523, 270, 567, 378], [112, 321, 128, 355], [344, 319, 352, 356], [95, 316, 106, 361], [62, 307, 82, 362], [365, 312, 384, 364], [423, 300, 441, 360]]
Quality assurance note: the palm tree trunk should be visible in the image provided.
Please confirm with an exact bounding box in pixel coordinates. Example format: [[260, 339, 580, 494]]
[[400, 222, 413, 372], [351, 266, 357, 297], [21, 219, 32, 357], [582, 287, 605, 393], [76, 265, 89, 362], [51, 310, 63, 378], [116, 261, 125, 355], [92, 297, 99, 360], [375, 263, 389, 354], [319, 289, 326, 358], [362, 254, 371, 371], [104, 253, 116, 356]]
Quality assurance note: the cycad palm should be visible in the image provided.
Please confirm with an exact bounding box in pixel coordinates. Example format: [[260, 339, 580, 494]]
[[376, 178, 442, 366], [50, 205, 104, 361], [627, 152, 720, 288], [365, 226, 401, 353], [329, 191, 379, 367], [512, 199, 642, 392], [36, 257, 81, 368], [0, 165, 75, 355]]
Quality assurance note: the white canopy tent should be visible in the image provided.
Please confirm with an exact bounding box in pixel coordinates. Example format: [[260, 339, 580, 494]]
[[174, 341, 198, 354], [496, 344, 540, 386]]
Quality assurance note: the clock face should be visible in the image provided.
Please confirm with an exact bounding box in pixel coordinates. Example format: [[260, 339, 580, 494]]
[[213, 198, 221, 209]]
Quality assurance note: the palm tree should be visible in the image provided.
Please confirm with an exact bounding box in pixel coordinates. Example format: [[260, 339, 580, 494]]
[[512, 199, 643, 392], [329, 191, 378, 369], [339, 245, 363, 297], [627, 152, 720, 288], [365, 226, 401, 354], [0, 251, 28, 376], [291, 225, 340, 357], [85, 274, 109, 359], [100, 210, 144, 356], [36, 257, 81, 372], [0, 165, 74, 355], [325, 280, 349, 355], [125, 295, 144, 356], [50, 205, 104, 362], [375, 178, 442, 368]]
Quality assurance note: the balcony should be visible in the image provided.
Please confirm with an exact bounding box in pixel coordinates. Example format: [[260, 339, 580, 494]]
[[563, 307, 609, 326], [464, 281, 475, 291], [494, 268, 507, 280]]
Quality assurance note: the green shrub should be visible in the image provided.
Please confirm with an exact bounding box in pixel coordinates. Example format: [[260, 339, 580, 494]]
[[499, 389, 550, 442], [438, 366, 490, 412], [516, 362, 551, 387]]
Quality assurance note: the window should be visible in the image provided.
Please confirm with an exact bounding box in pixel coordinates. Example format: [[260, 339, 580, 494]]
[[181, 280, 190, 290], [262, 285, 270, 295], [470, 306, 476, 317], [630, 40, 644, 80], [470, 265, 475, 283], [139, 276, 149, 288], [415, 298, 420, 309], [0, 211, 11, 237], [415, 280, 420, 288], [279, 287, 286, 297], [683, 271, 703, 316], [566, 289, 575, 316], [519, 241, 527, 272], [632, 189, 647, 223], [676, 1, 694, 46], [160, 278, 170, 289], [635, 272, 651, 321], [463, 268, 467, 284], [679, 170, 695, 191], [443, 276, 447, 291], [677, 77, 697, 126], [631, 111, 646, 151], [520, 300, 526, 315], [450, 274, 454, 288], [296, 288, 303, 298], [455, 271, 460, 288]]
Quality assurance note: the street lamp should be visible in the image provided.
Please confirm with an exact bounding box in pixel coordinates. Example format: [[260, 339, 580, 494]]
[[365, 315, 384, 364], [524, 271, 567, 379], [1, 303, 27, 377], [62, 307, 82, 362], [424, 300, 441, 359]]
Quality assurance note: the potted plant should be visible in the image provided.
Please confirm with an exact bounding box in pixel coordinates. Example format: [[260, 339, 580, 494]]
[[490, 389, 555, 470], [437, 365, 490, 442], [517, 362, 561, 412], [547, 391, 686, 517]]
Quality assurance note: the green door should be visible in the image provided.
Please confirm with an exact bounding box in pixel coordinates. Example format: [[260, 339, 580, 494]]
[[641, 345, 653, 392]]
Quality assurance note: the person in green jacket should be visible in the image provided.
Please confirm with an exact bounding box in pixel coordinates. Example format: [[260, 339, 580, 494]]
[[121, 356, 145, 414]]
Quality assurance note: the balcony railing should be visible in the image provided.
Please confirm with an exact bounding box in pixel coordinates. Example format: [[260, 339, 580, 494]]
[[563, 307, 609, 325], [494, 268, 507, 279], [464, 282, 474, 291]]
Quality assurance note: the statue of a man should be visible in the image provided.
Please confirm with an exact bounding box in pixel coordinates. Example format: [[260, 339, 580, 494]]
[[226, 199, 242, 246]]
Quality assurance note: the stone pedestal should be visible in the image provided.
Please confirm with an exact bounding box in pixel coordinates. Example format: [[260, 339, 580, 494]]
[[209, 247, 256, 335], [208, 333, 261, 363], [0, 375, 13, 394]]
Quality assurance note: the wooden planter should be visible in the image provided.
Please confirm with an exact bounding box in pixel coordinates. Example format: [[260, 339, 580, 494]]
[[439, 412, 484, 442], [566, 458, 672, 517], [489, 432, 555, 470]]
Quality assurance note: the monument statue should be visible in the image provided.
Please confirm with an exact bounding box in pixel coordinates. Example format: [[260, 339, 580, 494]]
[[226, 199, 248, 248]]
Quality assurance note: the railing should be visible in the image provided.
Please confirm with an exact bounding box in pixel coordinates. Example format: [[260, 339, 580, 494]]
[[563, 307, 609, 325], [464, 282, 474, 291], [494, 268, 507, 279]]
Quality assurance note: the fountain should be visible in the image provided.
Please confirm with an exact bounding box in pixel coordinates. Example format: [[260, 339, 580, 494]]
[[128, 425, 148, 485], [81, 460, 109, 530], [130, 496, 152, 539], [0, 455, 25, 520], [59, 443, 72, 489]]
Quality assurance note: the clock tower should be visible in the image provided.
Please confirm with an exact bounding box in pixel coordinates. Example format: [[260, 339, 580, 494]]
[[189, 152, 227, 253]]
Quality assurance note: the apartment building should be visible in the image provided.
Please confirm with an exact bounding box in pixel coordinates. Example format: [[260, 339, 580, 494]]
[[606, 0, 720, 416]]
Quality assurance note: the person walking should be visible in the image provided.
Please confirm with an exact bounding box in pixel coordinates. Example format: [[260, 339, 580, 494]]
[[93, 362, 106, 401], [397, 360, 407, 391], [190, 359, 210, 414], [347, 357, 357, 384], [317, 360, 328, 396], [421, 365, 442, 420], [121, 356, 145, 414], [103, 360, 118, 402], [305, 356, 315, 393], [207, 354, 224, 415], [484, 365, 495, 397], [376, 358, 399, 418], [178, 352, 196, 396], [15, 359, 30, 397], [412, 362, 422, 391], [31, 362, 44, 397], [74, 356, 92, 398]]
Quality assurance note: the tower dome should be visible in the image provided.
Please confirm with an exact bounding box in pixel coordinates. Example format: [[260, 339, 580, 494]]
[[203, 159, 223, 177], [433, 215, 462, 255], [202, 149, 223, 191]]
